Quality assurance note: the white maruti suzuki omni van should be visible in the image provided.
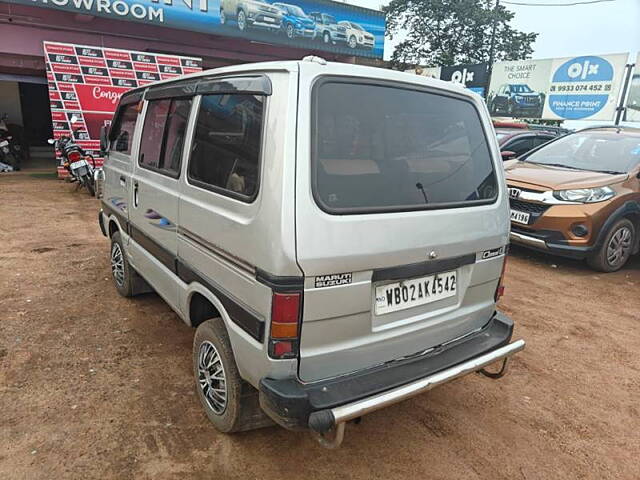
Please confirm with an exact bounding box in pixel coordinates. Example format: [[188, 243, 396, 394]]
[[98, 57, 524, 447]]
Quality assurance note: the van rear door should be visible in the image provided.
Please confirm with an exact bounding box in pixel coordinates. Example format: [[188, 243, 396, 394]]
[[295, 68, 509, 382]]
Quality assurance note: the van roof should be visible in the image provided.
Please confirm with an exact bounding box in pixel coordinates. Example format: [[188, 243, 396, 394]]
[[121, 59, 478, 102]]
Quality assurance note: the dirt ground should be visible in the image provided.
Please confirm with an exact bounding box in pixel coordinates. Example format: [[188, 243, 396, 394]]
[[1, 172, 639, 480]]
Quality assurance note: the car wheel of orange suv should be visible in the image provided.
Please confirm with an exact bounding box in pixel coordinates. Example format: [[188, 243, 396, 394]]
[[587, 218, 635, 272]]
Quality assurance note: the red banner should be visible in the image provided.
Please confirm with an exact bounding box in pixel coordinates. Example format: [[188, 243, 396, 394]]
[[44, 41, 202, 177]]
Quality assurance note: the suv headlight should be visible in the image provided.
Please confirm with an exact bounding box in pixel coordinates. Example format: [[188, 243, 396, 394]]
[[553, 186, 615, 203]]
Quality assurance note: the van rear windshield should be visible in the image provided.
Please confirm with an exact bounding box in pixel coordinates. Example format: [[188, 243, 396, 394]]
[[312, 81, 498, 214]]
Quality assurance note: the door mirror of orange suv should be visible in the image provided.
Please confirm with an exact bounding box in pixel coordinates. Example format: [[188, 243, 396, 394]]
[[501, 150, 517, 161]]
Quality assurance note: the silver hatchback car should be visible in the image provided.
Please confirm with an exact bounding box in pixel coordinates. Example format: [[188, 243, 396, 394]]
[[98, 57, 524, 447]]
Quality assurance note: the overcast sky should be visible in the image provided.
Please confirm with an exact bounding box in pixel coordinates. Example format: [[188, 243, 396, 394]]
[[348, 0, 639, 62]]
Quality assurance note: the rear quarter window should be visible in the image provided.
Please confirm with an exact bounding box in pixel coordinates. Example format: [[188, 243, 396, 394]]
[[312, 80, 498, 214]]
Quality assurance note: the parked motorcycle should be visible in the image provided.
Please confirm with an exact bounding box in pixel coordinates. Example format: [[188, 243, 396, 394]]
[[0, 113, 23, 171], [48, 115, 96, 196]]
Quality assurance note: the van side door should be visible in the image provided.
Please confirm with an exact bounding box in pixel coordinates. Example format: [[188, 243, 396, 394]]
[[128, 96, 193, 311], [102, 94, 142, 228]]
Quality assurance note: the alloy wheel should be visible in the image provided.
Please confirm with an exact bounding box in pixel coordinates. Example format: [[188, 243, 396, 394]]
[[197, 341, 228, 415], [606, 226, 632, 268], [349, 36, 357, 48], [237, 10, 246, 31], [220, 9, 226, 24], [110, 242, 125, 287], [286, 24, 294, 38]]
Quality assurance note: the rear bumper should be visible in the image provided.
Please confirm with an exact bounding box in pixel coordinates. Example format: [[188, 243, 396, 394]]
[[259, 311, 523, 432]]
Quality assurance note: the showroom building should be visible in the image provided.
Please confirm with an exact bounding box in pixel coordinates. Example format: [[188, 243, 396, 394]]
[[0, 0, 385, 169]]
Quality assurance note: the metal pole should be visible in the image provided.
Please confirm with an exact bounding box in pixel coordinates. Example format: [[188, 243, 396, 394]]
[[615, 63, 635, 125], [485, 0, 500, 99]]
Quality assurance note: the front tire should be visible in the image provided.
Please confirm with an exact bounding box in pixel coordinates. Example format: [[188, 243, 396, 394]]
[[286, 23, 294, 39], [348, 35, 357, 49], [323, 31, 330, 44], [219, 8, 226, 24], [193, 318, 272, 433], [86, 178, 95, 197], [587, 219, 635, 272]]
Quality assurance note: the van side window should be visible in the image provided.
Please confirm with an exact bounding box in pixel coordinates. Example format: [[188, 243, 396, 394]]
[[138, 98, 192, 177], [187, 94, 264, 200], [109, 103, 138, 154]]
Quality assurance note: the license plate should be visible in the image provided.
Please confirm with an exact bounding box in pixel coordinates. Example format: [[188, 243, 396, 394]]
[[375, 270, 457, 315], [510, 209, 530, 225], [70, 159, 88, 169], [263, 16, 275, 22], [0, 140, 8, 147]]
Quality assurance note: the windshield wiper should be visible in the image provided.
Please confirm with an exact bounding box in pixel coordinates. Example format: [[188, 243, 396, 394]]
[[589, 169, 625, 175], [416, 182, 429, 204], [527, 162, 585, 170]]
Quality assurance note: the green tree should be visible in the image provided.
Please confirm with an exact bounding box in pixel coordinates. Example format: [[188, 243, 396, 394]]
[[385, 0, 538, 69]]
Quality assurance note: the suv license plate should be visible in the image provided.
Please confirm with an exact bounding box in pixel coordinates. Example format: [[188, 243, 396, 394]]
[[510, 209, 530, 224], [375, 270, 457, 316]]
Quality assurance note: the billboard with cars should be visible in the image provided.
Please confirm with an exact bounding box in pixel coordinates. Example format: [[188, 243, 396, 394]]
[[43, 41, 202, 178], [488, 53, 629, 121], [9, 0, 385, 59]]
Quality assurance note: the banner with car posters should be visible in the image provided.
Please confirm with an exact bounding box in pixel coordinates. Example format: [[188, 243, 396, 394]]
[[44, 41, 202, 178], [11, 0, 385, 59], [488, 53, 629, 121], [624, 53, 640, 122]]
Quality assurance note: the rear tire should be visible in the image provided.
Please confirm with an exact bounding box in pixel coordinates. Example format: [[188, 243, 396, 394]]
[[193, 318, 272, 433], [110, 232, 134, 297], [237, 10, 247, 31], [587, 218, 635, 272]]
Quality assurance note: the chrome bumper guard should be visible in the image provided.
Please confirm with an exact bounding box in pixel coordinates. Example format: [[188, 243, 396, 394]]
[[309, 339, 525, 448], [510, 231, 547, 249]]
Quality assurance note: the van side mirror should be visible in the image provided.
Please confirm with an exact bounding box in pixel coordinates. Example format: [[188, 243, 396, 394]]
[[99, 125, 109, 155], [501, 150, 517, 161]]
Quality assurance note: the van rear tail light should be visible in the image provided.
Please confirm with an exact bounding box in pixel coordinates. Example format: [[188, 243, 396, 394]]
[[268, 292, 301, 359], [495, 256, 507, 302]]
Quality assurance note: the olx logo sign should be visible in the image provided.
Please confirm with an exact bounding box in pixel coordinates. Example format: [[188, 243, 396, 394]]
[[553, 55, 613, 83], [450, 68, 474, 86], [567, 60, 599, 80]]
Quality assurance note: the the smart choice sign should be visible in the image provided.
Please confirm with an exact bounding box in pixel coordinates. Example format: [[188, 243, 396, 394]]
[[488, 53, 629, 121]]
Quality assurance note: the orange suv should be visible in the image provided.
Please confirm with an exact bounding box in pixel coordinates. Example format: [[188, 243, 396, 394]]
[[505, 126, 640, 272]]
